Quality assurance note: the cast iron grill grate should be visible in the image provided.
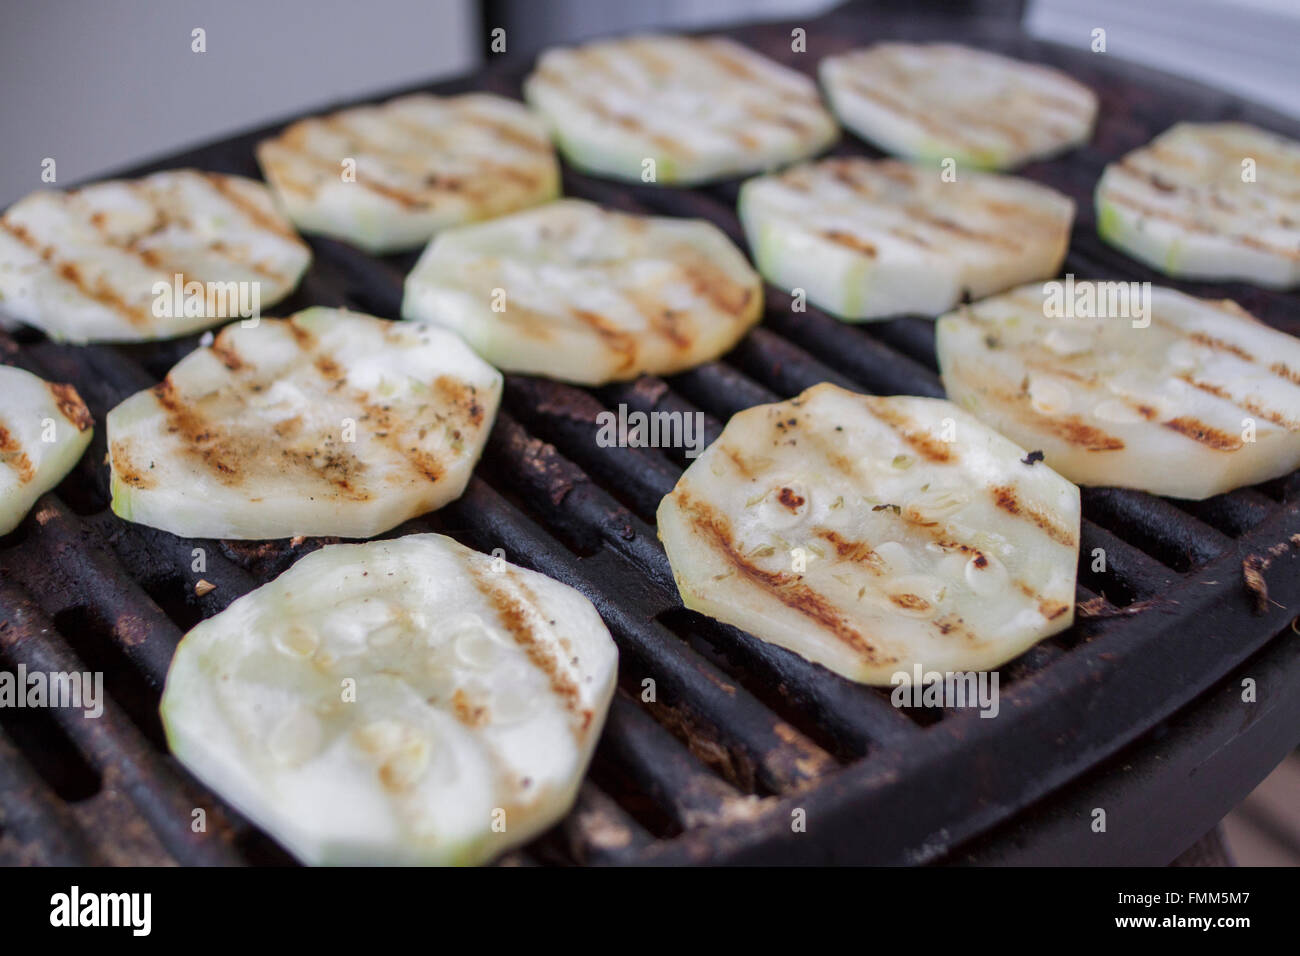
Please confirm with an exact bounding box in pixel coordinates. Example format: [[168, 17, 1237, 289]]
[[2, 6, 1299, 865]]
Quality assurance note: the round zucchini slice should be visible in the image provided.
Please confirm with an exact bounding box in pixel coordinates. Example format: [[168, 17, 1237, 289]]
[[402, 199, 762, 385], [256, 93, 560, 255], [107, 307, 502, 539], [160, 533, 618, 865], [738, 157, 1074, 320], [523, 34, 837, 185], [657, 384, 1080, 684], [937, 282, 1300, 499], [0, 170, 311, 342], [1095, 122, 1300, 288], [0, 366, 93, 535], [820, 43, 1097, 170]]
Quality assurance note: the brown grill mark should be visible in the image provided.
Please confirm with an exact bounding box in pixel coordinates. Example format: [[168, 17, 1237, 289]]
[[570, 93, 689, 156], [1163, 416, 1244, 452], [910, 211, 1023, 251], [679, 262, 755, 318], [777, 487, 805, 511], [210, 340, 246, 372], [151, 379, 240, 481], [1039, 599, 1071, 621], [988, 381, 1127, 450], [152, 362, 372, 499], [698, 40, 758, 81], [314, 355, 345, 384], [450, 688, 490, 728], [1272, 362, 1300, 387], [385, 113, 544, 199], [1178, 374, 1295, 429], [45, 383, 93, 431], [990, 484, 1077, 547], [268, 133, 431, 209], [200, 172, 298, 240], [843, 80, 953, 139], [678, 493, 883, 663], [434, 375, 485, 428], [470, 568, 591, 735], [867, 401, 954, 463], [570, 308, 638, 371], [820, 229, 877, 257], [0, 425, 35, 484], [457, 108, 550, 153], [814, 529, 884, 572], [1188, 332, 1255, 362], [1106, 191, 1300, 260], [722, 446, 755, 479], [628, 290, 694, 350], [0, 220, 147, 327], [285, 317, 316, 349], [109, 439, 155, 489], [1047, 416, 1127, 451], [890, 593, 931, 612]]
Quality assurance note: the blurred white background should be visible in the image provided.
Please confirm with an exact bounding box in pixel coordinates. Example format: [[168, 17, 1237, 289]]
[[3, 0, 1298, 206]]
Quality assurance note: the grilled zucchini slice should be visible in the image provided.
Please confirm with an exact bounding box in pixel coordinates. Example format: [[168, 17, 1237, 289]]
[[160, 533, 618, 866], [256, 93, 561, 254], [738, 157, 1074, 320], [402, 199, 762, 385], [657, 384, 1080, 684], [1095, 122, 1300, 288], [0, 170, 311, 342], [937, 282, 1300, 499], [523, 34, 837, 185], [107, 307, 501, 539], [820, 43, 1097, 170], [0, 367, 93, 535]]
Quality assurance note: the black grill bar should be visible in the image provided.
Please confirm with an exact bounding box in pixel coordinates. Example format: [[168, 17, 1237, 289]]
[[0, 733, 103, 866], [1081, 488, 1235, 571], [16, 496, 183, 688], [597, 694, 752, 831], [0, 578, 245, 866]]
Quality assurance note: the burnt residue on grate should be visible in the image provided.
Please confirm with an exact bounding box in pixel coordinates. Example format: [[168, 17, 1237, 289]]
[[3, 5, 1300, 866]]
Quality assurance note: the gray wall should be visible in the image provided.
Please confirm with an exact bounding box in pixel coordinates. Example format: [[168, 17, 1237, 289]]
[[3, 0, 1297, 207], [0, 0, 480, 206]]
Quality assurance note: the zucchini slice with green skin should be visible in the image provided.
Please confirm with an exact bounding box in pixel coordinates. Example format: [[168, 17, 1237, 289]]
[[1095, 122, 1300, 288], [657, 384, 1079, 684], [523, 34, 837, 186], [0, 170, 311, 343], [820, 43, 1097, 171], [738, 157, 1074, 320], [256, 93, 561, 255], [402, 199, 762, 385], [937, 282, 1300, 500], [160, 533, 618, 866], [107, 307, 501, 539], [0, 366, 94, 535]]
